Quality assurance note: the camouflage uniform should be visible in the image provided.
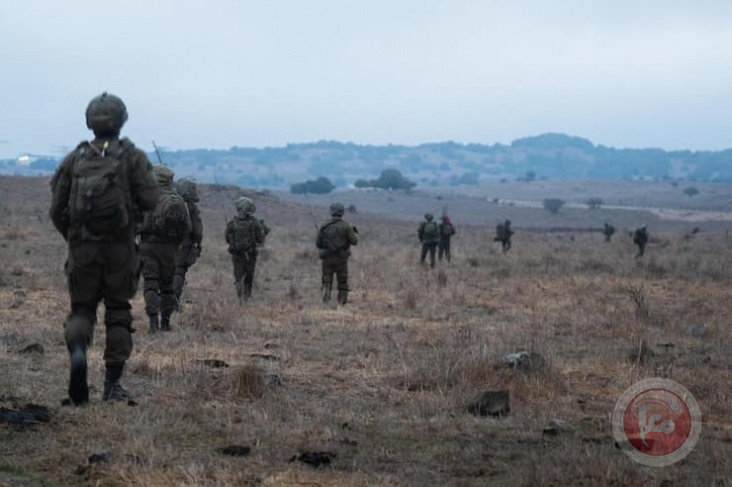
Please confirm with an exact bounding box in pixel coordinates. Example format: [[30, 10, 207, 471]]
[[633, 225, 648, 258], [438, 215, 456, 263], [49, 92, 159, 405], [172, 178, 203, 310], [316, 203, 358, 304], [418, 213, 439, 268], [139, 165, 191, 332], [225, 197, 265, 301]]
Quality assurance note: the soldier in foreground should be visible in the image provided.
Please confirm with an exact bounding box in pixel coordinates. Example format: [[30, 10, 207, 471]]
[[495, 219, 514, 253], [139, 165, 191, 332], [603, 222, 616, 242], [417, 213, 439, 268], [49, 92, 159, 405], [438, 214, 456, 263], [225, 197, 265, 301], [633, 224, 649, 258], [172, 178, 203, 311], [316, 203, 358, 304]]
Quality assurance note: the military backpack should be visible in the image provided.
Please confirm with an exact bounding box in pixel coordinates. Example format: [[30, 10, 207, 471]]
[[422, 221, 439, 239], [319, 221, 349, 258], [229, 217, 258, 254], [68, 140, 132, 236]]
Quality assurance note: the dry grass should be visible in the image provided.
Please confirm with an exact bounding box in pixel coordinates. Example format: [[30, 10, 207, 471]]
[[0, 176, 730, 486]]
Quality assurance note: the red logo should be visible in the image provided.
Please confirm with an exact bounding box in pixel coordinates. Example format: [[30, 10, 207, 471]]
[[613, 378, 701, 467]]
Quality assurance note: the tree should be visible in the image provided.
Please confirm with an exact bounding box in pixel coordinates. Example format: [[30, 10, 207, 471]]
[[290, 176, 335, 194], [354, 179, 369, 189], [683, 186, 699, 197], [543, 198, 565, 215], [375, 168, 416, 190], [586, 197, 603, 210]]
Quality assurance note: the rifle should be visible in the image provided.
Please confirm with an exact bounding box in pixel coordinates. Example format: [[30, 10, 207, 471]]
[[212, 171, 229, 227], [302, 190, 320, 232], [152, 140, 165, 165]]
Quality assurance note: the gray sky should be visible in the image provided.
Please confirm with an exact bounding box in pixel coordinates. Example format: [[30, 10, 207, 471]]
[[1, 0, 732, 158]]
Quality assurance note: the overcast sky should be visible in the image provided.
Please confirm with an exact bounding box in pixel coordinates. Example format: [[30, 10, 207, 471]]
[[1, 0, 731, 158]]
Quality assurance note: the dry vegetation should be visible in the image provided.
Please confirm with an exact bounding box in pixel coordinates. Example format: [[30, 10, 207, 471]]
[[0, 176, 731, 486]]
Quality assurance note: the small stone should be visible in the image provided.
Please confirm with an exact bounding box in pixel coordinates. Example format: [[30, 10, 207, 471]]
[[263, 372, 282, 388], [503, 351, 546, 374], [465, 390, 510, 417], [0, 404, 50, 425], [543, 419, 576, 436], [250, 353, 281, 361], [88, 452, 110, 464], [17, 343, 44, 355], [290, 451, 336, 468], [217, 445, 251, 457], [198, 359, 229, 368], [688, 325, 706, 339]]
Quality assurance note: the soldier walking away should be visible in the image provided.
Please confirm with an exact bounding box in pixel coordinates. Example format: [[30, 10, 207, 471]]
[[225, 197, 265, 302], [418, 213, 439, 268], [139, 165, 191, 332], [633, 224, 649, 258], [494, 219, 514, 253], [438, 214, 456, 263], [49, 92, 159, 405], [603, 222, 616, 242], [316, 203, 358, 304], [172, 178, 203, 311]]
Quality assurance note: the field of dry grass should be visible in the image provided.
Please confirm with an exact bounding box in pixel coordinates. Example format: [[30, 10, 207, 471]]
[[1, 176, 731, 486]]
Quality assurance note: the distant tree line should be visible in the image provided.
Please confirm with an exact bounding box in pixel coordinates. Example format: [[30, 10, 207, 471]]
[[354, 169, 416, 190]]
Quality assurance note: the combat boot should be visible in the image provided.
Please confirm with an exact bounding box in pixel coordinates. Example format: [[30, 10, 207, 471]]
[[148, 314, 160, 334], [103, 365, 133, 403], [337, 290, 348, 305], [160, 312, 172, 332], [67, 341, 89, 406]]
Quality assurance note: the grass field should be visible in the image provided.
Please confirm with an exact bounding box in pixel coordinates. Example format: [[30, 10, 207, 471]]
[[1, 176, 730, 486]]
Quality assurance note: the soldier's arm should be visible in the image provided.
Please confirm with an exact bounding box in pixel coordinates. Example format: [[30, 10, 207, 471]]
[[255, 221, 265, 245], [347, 223, 358, 246], [315, 227, 324, 249], [49, 153, 75, 239], [126, 147, 159, 213], [417, 222, 424, 241]]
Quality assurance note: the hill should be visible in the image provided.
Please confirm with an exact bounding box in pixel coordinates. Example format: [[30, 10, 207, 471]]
[[2, 133, 732, 189]]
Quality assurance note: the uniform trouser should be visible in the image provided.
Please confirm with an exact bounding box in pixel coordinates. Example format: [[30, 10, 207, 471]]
[[420, 242, 438, 268], [173, 243, 197, 303], [321, 256, 349, 293], [438, 237, 451, 262], [64, 240, 138, 367], [636, 242, 646, 257], [502, 239, 511, 252], [140, 242, 178, 316], [232, 252, 257, 298]]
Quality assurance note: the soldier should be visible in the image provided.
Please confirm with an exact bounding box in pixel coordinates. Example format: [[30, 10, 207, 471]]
[[49, 92, 159, 405], [139, 165, 191, 332], [495, 219, 514, 253], [172, 178, 203, 311], [225, 197, 265, 301], [633, 224, 649, 258], [438, 214, 456, 263], [603, 222, 616, 242], [316, 203, 358, 304], [418, 213, 439, 268]]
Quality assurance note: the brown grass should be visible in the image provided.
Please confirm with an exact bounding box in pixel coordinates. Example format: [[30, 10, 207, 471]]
[[0, 176, 730, 486]]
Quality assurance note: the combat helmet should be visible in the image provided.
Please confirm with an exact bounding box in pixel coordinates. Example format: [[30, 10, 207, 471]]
[[175, 178, 199, 203], [152, 164, 174, 187], [424, 213, 434, 221], [85, 92, 128, 134], [330, 202, 345, 217], [236, 196, 256, 216]]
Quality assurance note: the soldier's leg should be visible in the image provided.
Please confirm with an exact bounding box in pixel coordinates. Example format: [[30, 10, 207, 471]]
[[140, 244, 161, 332], [444, 238, 451, 262], [429, 243, 437, 268], [243, 255, 256, 299], [336, 258, 349, 305], [172, 264, 187, 312], [159, 245, 177, 331], [101, 240, 138, 401], [420, 243, 428, 264], [438, 240, 444, 261], [321, 259, 334, 302], [232, 254, 245, 300], [65, 245, 104, 406]]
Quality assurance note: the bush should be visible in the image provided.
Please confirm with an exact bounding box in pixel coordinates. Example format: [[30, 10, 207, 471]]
[[683, 186, 699, 197], [290, 176, 335, 194], [543, 198, 565, 214], [586, 197, 603, 209]]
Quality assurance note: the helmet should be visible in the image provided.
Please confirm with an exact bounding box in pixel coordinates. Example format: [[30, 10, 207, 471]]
[[153, 164, 174, 187], [236, 196, 256, 215], [330, 202, 345, 216], [424, 213, 434, 221], [85, 92, 128, 134], [175, 178, 199, 203]]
